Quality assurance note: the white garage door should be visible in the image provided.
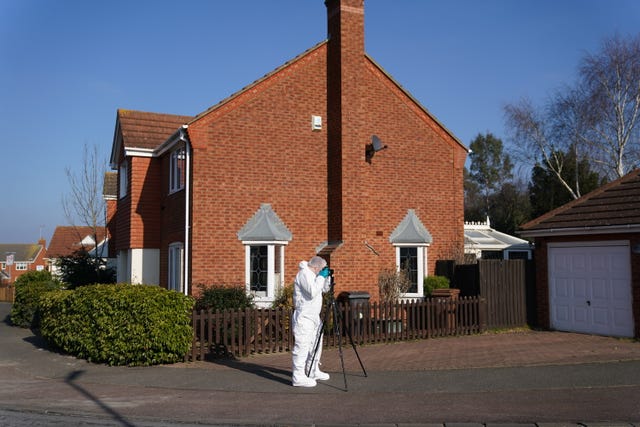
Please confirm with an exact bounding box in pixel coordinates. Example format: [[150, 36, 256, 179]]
[[548, 241, 633, 337]]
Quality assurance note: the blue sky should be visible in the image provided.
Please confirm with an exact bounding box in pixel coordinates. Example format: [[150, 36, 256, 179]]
[[1, 0, 639, 244]]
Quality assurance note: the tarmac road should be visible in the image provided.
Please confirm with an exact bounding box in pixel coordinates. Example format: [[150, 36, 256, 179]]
[[1, 302, 639, 426]]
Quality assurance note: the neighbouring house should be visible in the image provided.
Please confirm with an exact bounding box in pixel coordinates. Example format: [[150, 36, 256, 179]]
[[103, 171, 118, 260], [0, 240, 48, 285], [46, 226, 113, 278], [464, 218, 533, 262], [519, 168, 640, 338], [109, 0, 469, 306]]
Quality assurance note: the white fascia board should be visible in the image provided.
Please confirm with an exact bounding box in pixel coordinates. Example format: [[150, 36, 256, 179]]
[[155, 125, 189, 157], [124, 147, 155, 158]]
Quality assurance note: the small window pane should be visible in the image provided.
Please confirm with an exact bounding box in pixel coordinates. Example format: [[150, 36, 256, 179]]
[[250, 246, 268, 293], [168, 243, 183, 292], [170, 148, 186, 192], [399, 247, 418, 293]]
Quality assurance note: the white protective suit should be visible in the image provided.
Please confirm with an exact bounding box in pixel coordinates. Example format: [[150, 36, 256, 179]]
[[291, 260, 331, 386]]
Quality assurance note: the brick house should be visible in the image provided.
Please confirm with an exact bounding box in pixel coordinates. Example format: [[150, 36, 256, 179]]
[[0, 240, 47, 285], [46, 226, 113, 278], [109, 0, 468, 306], [520, 168, 640, 338]]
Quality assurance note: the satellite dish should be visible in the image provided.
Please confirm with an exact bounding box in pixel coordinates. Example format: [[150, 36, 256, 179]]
[[371, 135, 387, 152]]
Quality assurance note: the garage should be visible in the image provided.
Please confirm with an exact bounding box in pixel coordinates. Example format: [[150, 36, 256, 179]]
[[520, 169, 640, 338], [548, 242, 633, 337]]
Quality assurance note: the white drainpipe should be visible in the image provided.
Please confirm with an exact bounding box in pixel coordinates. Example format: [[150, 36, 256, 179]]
[[179, 125, 191, 296]]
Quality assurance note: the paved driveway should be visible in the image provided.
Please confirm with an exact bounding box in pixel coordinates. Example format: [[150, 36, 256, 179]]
[[1, 302, 639, 426]]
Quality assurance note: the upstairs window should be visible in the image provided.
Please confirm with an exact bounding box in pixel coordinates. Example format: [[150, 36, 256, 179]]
[[119, 160, 128, 198], [169, 148, 186, 193]]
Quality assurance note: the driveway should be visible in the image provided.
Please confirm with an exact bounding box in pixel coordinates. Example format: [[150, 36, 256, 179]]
[[1, 302, 639, 426]]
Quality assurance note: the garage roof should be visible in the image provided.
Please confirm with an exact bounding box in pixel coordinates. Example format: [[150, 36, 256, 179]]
[[519, 168, 640, 237]]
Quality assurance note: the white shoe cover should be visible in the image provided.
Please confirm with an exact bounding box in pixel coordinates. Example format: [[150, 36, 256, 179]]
[[292, 376, 317, 387]]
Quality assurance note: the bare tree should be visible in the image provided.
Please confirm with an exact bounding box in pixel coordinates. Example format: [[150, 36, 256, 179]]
[[505, 33, 640, 194], [505, 97, 582, 199], [580, 34, 640, 178], [62, 144, 108, 260]]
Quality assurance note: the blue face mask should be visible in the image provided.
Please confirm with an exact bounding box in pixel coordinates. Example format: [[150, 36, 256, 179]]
[[318, 266, 330, 277]]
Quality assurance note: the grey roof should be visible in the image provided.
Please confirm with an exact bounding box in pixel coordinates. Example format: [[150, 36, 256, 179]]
[[389, 209, 432, 244], [0, 243, 43, 263], [237, 204, 292, 242]]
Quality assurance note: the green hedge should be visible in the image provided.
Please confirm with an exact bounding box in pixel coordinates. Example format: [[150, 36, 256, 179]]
[[424, 275, 450, 297], [194, 284, 254, 311], [10, 270, 63, 328], [38, 284, 194, 366]]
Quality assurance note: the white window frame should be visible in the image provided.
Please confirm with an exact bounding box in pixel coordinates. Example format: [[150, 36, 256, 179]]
[[243, 241, 286, 307], [168, 243, 184, 292], [394, 244, 428, 299], [15, 262, 28, 271], [169, 147, 186, 193], [119, 160, 128, 198]]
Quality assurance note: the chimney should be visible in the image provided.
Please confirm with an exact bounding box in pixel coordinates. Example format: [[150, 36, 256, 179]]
[[325, 0, 365, 243]]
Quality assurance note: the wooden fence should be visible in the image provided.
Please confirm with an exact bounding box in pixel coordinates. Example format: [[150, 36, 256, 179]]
[[0, 285, 14, 303], [188, 296, 486, 361], [436, 259, 535, 329]]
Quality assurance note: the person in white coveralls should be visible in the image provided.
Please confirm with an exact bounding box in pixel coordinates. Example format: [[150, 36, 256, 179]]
[[291, 256, 332, 387]]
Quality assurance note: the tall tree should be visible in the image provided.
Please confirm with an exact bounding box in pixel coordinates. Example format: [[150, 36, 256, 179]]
[[580, 34, 640, 178], [505, 33, 640, 193], [466, 133, 514, 218], [528, 146, 604, 218], [61, 144, 108, 265], [491, 180, 531, 235]]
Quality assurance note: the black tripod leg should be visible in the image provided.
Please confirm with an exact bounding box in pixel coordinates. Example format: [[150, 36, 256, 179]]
[[332, 300, 348, 391], [341, 307, 368, 377], [334, 302, 367, 380]]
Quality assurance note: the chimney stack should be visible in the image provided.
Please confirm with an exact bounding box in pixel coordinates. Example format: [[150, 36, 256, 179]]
[[325, 0, 365, 243]]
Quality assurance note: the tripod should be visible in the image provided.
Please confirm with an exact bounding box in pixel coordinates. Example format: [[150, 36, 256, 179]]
[[306, 277, 367, 391]]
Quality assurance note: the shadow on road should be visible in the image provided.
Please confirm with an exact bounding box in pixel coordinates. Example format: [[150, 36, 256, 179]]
[[66, 370, 136, 427]]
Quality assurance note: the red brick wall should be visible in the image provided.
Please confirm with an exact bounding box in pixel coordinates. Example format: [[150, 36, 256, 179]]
[[186, 42, 466, 299], [159, 148, 186, 287], [534, 233, 640, 338], [187, 44, 329, 291], [106, 199, 117, 258], [115, 156, 163, 253]]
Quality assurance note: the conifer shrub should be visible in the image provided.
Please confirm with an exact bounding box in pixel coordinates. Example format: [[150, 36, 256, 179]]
[[38, 284, 194, 366], [10, 270, 63, 328]]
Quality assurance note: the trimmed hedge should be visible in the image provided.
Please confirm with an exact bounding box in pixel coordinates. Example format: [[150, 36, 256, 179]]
[[194, 284, 254, 311], [38, 284, 194, 366], [10, 270, 63, 328]]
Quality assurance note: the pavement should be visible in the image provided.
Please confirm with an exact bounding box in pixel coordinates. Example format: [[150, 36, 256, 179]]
[[1, 301, 640, 426]]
